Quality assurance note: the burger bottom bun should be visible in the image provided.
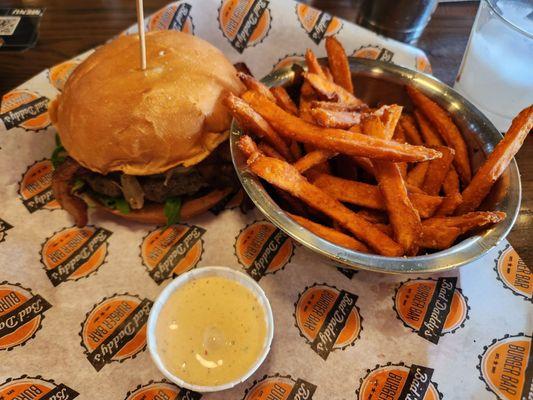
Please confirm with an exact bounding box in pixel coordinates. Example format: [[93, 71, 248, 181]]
[[84, 188, 232, 224]]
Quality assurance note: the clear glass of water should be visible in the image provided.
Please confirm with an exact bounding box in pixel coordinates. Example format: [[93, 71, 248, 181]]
[[454, 0, 533, 132]]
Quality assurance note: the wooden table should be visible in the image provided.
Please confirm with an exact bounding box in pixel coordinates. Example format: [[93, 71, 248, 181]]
[[1, 0, 531, 266]]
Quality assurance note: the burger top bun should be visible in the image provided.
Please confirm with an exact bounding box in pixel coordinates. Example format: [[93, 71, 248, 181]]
[[49, 30, 244, 176]]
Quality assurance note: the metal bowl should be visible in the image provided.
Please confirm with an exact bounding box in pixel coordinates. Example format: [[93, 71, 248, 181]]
[[230, 57, 521, 273]]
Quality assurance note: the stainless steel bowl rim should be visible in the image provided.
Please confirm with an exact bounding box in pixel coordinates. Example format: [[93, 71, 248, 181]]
[[230, 57, 521, 274]]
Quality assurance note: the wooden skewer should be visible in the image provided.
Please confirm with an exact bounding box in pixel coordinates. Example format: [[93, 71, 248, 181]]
[[136, 0, 147, 70]]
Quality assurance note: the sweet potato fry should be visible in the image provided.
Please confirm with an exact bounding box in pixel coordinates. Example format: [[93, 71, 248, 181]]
[[406, 86, 472, 184], [356, 209, 389, 224], [364, 112, 421, 254], [270, 86, 298, 115], [258, 142, 286, 161], [419, 226, 461, 250], [325, 36, 354, 93], [310, 101, 362, 112], [442, 167, 460, 195], [311, 173, 442, 218], [400, 114, 423, 145], [422, 146, 455, 195], [362, 114, 386, 139], [393, 124, 408, 177], [435, 193, 463, 216], [414, 110, 444, 146], [289, 140, 302, 159], [352, 156, 375, 176], [299, 81, 317, 123], [242, 91, 443, 162], [406, 162, 429, 188], [457, 105, 533, 214], [373, 224, 462, 250], [380, 105, 403, 140], [224, 92, 293, 160], [323, 66, 334, 81], [310, 108, 362, 129], [294, 150, 337, 173], [287, 212, 369, 252], [247, 155, 404, 256], [303, 72, 363, 107], [305, 48, 327, 78], [236, 72, 275, 101], [238, 135, 261, 159], [373, 160, 422, 254], [424, 211, 506, 234]]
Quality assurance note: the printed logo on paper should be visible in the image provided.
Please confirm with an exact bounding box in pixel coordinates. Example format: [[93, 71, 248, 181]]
[[415, 54, 432, 74], [0, 282, 52, 351], [18, 159, 60, 213], [337, 266, 358, 279], [0, 219, 13, 244], [148, 3, 194, 34], [357, 363, 442, 400], [140, 224, 205, 285], [49, 60, 80, 91], [0, 375, 79, 399], [272, 53, 304, 71], [294, 283, 362, 360], [478, 333, 532, 400], [0, 89, 50, 131], [80, 293, 152, 371], [352, 45, 394, 63], [218, 0, 272, 53], [234, 220, 294, 281], [495, 244, 532, 302], [40, 225, 112, 286], [243, 374, 317, 400], [393, 277, 469, 344], [124, 380, 202, 400], [295, 4, 342, 44]]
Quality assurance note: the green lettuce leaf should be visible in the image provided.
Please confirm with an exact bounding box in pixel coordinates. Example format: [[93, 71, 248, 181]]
[[164, 197, 182, 226]]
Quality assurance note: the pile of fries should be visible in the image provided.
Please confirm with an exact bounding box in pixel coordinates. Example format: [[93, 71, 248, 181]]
[[226, 37, 533, 257]]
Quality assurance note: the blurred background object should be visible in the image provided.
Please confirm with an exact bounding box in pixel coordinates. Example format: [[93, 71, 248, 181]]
[[453, 0, 533, 132], [355, 0, 438, 43]]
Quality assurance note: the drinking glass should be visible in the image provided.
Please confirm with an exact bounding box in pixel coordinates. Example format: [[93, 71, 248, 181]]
[[454, 0, 533, 132]]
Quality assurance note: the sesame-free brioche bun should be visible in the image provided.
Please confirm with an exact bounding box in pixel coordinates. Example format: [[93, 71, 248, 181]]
[[49, 30, 244, 176]]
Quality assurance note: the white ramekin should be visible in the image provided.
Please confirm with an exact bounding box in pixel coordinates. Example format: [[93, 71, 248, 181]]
[[147, 266, 274, 392]]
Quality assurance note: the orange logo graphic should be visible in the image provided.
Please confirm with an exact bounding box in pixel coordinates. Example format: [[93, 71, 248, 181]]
[[243, 375, 317, 400], [415, 55, 432, 74], [352, 45, 394, 63], [40, 225, 112, 286], [19, 159, 60, 213], [0, 219, 13, 244], [0, 89, 50, 131], [478, 334, 532, 400], [125, 380, 201, 400], [272, 53, 305, 71], [148, 3, 194, 33], [0, 376, 79, 399], [495, 245, 532, 302], [295, 4, 342, 44], [235, 220, 294, 281], [394, 278, 468, 344], [0, 282, 52, 351], [80, 293, 152, 371], [295, 283, 362, 360], [218, 0, 272, 53], [357, 363, 441, 400], [49, 60, 80, 91], [140, 224, 205, 284]]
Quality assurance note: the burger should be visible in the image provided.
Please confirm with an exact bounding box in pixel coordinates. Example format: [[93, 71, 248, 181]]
[[49, 31, 245, 227]]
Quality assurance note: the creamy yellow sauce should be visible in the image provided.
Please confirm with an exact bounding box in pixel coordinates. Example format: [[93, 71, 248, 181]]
[[156, 276, 267, 386]]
